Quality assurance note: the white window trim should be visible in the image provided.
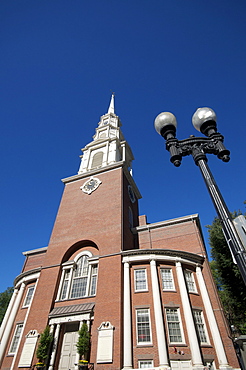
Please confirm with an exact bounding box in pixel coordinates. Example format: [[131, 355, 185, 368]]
[[184, 270, 197, 293], [8, 323, 24, 354], [89, 264, 98, 296], [59, 267, 73, 301], [84, 263, 93, 297], [134, 269, 148, 292], [22, 285, 35, 308], [74, 250, 93, 262], [89, 147, 106, 170], [160, 268, 175, 291], [193, 309, 210, 345], [138, 359, 154, 368], [57, 251, 98, 301], [136, 308, 152, 346], [165, 308, 185, 345], [91, 151, 103, 169]]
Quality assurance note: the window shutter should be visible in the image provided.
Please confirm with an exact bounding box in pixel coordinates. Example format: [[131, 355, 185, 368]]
[[91, 152, 103, 169]]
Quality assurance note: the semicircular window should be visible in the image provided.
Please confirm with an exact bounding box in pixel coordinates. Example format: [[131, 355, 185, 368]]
[[59, 254, 98, 300]]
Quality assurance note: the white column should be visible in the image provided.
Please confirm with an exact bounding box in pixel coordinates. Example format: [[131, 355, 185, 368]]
[[123, 261, 132, 369], [0, 282, 26, 366], [56, 269, 66, 300], [10, 280, 39, 370], [75, 321, 83, 368], [175, 261, 203, 370], [86, 320, 90, 330], [48, 323, 61, 370], [0, 288, 18, 341], [122, 142, 126, 162], [47, 324, 55, 370], [150, 259, 169, 367], [196, 266, 231, 370]]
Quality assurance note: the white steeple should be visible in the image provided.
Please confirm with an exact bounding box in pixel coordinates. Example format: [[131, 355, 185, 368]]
[[107, 93, 115, 114], [78, 95, 134, 175]]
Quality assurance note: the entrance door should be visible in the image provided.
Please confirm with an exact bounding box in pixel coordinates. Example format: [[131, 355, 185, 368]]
[[170, 361, 192, 370], [59, 323, 79, 370]]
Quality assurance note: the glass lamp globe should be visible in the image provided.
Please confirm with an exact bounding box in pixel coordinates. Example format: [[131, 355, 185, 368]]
[[192, 107, 217, 132], [154, 112, 177, 135]]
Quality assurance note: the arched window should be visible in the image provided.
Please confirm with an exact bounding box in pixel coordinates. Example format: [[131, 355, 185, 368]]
[[91, 151, 103, 169], [129, 206, 133, 228], [58, 252, 98, 301]]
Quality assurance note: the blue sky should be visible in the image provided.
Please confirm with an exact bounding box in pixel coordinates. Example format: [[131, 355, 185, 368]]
[[0, 0, 246, 292]]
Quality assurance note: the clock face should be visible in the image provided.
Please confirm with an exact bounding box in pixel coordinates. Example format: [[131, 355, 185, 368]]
[[81, 177, 102, 195], [85, 179, 97, 190], [128, 185, 136, 203]]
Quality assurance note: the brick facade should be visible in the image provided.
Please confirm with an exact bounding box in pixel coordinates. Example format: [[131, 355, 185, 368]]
[[0, 100, 239, 370]]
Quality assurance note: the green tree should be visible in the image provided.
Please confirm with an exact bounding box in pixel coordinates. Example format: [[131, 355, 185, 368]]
[[207, 214, 246, 334], [36, 326, 53, 364], [0, 287, 14, 325], [76, 322, 90, 360]]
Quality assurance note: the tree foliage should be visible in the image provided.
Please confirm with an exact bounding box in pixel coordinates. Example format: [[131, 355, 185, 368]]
[[36, 326, 53, 363], [207, 213, 246, 334], [0, 287, 14, 325], [76, 322, 90, 359]]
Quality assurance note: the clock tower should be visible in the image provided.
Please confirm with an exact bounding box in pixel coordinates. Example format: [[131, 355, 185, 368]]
[[0, 95, 141, 370], [0, 95, 239, 370]]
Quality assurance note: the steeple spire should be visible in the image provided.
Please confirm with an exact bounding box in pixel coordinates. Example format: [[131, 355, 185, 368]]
[[107, 93, 115, 114], [78, 95, 134, 175]]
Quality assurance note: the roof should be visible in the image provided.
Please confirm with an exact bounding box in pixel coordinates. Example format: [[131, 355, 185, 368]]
[[49, 302, 95, 318]]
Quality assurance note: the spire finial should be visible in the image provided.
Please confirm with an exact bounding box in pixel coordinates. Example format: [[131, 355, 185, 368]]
[[107, 92, 115, 114]]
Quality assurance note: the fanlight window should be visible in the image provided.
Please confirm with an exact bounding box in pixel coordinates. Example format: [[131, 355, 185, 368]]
[[59, 254, 98, 300], [71, 255, 89, 298]]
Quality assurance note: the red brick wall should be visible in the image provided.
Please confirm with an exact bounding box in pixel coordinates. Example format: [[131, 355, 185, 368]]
[[138, 219, 206, 256], [2, 166, 134, 370], [2, 166, 239, 370], [44, 168, 124, 266], [22, 250, 47, 272]]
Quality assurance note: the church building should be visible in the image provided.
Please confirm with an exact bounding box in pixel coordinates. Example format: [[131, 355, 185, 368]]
[[0, 96, 239, 370]]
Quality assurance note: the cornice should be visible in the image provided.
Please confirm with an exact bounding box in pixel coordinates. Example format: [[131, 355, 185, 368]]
[[121, 248, 205, 265], [14, 248, 204, 287], [132, 214, 200, 234], [81, 135, 122, 151], [122, 166, 142, 199], [14, 267, 41, 287], [22, 246, 48, 256], [61, 162, 142, 200], [62, 161, 125, 184]]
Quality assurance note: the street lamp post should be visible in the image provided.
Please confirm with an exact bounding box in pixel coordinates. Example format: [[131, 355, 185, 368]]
[[154, 107, 246, 285]]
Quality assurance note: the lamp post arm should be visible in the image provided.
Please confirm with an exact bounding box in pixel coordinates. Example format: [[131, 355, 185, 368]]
[[197, 158, 246, 285], [160, 115, 246, 285], [166, 134, 230, 167]]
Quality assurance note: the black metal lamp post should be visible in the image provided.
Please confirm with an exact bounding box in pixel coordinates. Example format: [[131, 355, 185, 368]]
[[154, 107, 246, 285]]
